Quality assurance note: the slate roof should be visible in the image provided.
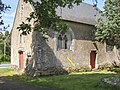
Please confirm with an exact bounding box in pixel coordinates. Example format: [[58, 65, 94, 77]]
[[56, 3, 101, 25], [33, 0, 101, 25]]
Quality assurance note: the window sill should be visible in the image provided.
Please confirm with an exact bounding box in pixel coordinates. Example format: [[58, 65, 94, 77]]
[[56, 49, 72, 52]]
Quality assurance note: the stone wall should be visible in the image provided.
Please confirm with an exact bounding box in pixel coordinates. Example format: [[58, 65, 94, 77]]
[[11, 0, 120, 76], [11, 0, 33, 69], [28, 22, 97, 76], [29, 21, 120, 76]]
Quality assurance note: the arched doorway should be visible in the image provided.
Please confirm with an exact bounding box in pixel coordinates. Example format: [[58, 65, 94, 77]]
[[19, 51, 24, 70]]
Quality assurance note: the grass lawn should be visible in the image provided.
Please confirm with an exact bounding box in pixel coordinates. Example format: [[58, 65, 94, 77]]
[[0, 68, 120, 90], [0, 61, 10, 64], [0, 68, 15, 76]]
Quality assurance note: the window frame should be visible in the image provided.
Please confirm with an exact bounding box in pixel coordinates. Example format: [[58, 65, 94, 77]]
[[54, 28, 75, 51]]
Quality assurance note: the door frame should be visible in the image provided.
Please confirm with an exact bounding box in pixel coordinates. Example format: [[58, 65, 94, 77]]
[[19, 51, 24, 70]]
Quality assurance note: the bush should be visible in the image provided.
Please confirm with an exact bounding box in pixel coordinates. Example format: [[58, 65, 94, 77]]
[[64, 66, 91, 73], [98, 63, 112, 71], [0, 54, 10, 62], [111, 67, 120, 74], [0, 54, 4, 62], [4, 55, 10, 61]]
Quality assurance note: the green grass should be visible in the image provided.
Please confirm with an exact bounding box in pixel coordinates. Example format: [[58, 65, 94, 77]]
[[0, 69, 120, 90], [21, 71, 120, 90], [0, 68, 14, 76], [0, 61, 10, 64]]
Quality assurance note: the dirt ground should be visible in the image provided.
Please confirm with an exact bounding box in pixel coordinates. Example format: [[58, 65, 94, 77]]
[[0, 77, 57, 90]]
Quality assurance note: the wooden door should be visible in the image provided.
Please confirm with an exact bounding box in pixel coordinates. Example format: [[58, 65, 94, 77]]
[[19, 51, 24, 70], [90, 51, 96, 69]]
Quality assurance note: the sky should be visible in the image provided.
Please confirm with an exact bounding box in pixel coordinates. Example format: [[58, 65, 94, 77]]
[[0, 0, 18, 33], [1, 0, 105, 33]]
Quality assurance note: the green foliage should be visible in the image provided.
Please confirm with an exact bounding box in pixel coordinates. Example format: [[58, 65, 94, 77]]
[[0, 54, 10, 62], [0, 38, 4, 54], [110, 61, 120, 74], [111, 67, 120, 73], [0, 31, 11, 62], [0, 32, 4, 55], [4, 55, 10, 61], [96, 0, 120, 48], [0, 1, 11, 63], [0, 53, 3, 58], [98, 63, 112, 71], [17, 0, 84, 36], [17, 22, 32, 35], [0, 0, 11, 62]]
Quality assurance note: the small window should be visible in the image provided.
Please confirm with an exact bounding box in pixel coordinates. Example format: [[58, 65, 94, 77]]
[[58, 35, 62, 49], [20, 34, 22, 43], [64, 35, 68, 49]]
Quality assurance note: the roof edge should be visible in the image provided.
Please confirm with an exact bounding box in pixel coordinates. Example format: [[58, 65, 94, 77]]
[[11, 0, 19, 33]]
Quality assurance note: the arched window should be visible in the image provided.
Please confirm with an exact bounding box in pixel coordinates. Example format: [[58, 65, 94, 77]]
[[57, 31, 72, 50], [54, 28, 74, 51]]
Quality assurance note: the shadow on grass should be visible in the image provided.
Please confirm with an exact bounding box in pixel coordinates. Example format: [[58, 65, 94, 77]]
[[0, 75, 57, 90], [0, 71, 120, 90]]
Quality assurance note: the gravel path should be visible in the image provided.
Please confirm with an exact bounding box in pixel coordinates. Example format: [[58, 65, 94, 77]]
[[0, 64, 12, 68], [0, 77, 57, 90]]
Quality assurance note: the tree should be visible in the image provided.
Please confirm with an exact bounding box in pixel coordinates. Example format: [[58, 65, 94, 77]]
[[0, 0, 11, 62], [0, 0, 11, 31], [0, 31, 11, 62], [17, 0, 98, 38], [4, 30, 11, 55], [95, 0, 120, 48], [0, 32, 4, 54]]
